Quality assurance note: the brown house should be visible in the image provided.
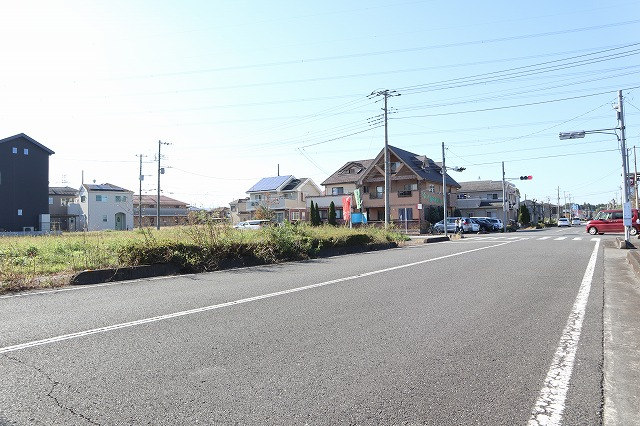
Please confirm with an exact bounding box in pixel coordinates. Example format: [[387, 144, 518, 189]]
[[133, 195, 190, 227], [313, 146, 461, 228]]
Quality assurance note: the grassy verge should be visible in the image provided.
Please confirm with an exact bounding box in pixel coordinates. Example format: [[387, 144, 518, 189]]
[[0, 222, 407, 294]]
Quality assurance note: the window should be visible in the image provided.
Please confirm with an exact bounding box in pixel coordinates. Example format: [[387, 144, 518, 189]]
[[12, 147, 17, 154], [81, 195, 86, 202], [103, 215, 108, 222], [49, 197, 54, 205], [96, 195, 108, 202], [17, 209, 23, 216], [372, 186, 383, 199], [331, 187, 344, 195], [291, 211, 300, 221], [398, 208, 413, 221], [23, 148, 28, 155], [613, 212, 623, 220], [115, 195, 126, 202], [335, 209, 343, 219], [390, 162, 402, 173], [362, 186, 369, 193], [429, 184, 435, 193]]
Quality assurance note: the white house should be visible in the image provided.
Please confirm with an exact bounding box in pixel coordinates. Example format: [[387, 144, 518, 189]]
[[74, 183, 134, 231]]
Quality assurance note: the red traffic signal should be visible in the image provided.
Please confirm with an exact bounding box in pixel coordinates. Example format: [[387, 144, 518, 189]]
[[519, 175, 533, 180]]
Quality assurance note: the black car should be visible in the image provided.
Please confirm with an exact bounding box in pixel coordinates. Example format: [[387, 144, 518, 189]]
[[471, 217, 494, 232]]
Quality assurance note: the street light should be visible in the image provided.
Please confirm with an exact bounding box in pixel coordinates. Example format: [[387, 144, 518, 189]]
[[559, 90, 629, 246]]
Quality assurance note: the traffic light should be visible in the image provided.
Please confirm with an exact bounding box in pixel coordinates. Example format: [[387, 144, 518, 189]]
[[519, 175, 533, 180]]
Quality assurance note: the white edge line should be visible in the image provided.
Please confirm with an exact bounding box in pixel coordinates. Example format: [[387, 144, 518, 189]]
[[0, 238, 526, 354], [528, 239, 600, 426]]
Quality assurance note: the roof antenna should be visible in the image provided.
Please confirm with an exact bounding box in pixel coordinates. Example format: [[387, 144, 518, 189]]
[[277, 164, 280, 176]]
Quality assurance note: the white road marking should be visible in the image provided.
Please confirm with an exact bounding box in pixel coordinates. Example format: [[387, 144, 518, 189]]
[[528, 239, 600, 426], [554, 237, 567, 240], [572, 237, 582, 241], [590, 237, 600, 242], [0, 239, 527, 354], [538, 237, 551, 240], [508, 236, 519, 240]]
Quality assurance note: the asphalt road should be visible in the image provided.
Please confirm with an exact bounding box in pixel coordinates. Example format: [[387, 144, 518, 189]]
[[0, 226, 607, 425]]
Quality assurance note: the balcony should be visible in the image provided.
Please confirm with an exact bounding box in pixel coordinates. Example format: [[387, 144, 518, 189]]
[[397, 190, 412, 198]]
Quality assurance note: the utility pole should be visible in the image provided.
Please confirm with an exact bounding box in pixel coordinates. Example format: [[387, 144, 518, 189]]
[[618, 90, 631, 243], [634, 146, 638, 209], [137, 154, 144, 228], [502, 162, 506, 232], [557, 186, 560, 222], [157, 140, 171, 230], [369, 89, 400, 228], [442, 142, 448, 237]]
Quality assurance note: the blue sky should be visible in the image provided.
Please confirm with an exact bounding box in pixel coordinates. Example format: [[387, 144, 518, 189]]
[[2, 0, 639, 208]]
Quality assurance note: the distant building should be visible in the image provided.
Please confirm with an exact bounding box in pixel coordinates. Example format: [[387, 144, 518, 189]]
[[133, 195, 190, 227], [455, 180, 520, 222], [49, 186, 80, 231], [76, 183, 134, 231], [245, 175, 322, 223], [0, 133, 54, 232], [229, 198, 250, 224]]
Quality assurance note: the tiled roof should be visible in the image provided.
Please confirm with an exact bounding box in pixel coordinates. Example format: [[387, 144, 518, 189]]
[[321, 160, 374, 185], [83, 183, 132, 193], [133, 195, 189, 207], [247, 175, 293, 192], [49, 186, 78, 196], [388, 146, 461, 188], [458, 180, 507, 192]]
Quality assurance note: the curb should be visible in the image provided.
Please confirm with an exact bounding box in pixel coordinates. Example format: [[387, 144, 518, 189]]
[[627, 250, 640, 279], [70, 242, 398, 286], [615, 237, 636, 249]]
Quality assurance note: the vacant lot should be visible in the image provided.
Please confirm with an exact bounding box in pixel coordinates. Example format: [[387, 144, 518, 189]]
[[0, 223, 406, 294]]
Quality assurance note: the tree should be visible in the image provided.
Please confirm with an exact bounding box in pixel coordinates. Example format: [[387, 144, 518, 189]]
[[314, 202, 321, 225], [309, 202, 316, 226], [328, 201, 337, 226], [518, 204, 531, 226]]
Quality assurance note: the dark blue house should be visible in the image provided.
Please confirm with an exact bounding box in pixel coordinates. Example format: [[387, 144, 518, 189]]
[[0, 133, 55, 232]]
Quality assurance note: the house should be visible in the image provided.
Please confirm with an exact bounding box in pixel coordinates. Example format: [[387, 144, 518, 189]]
[[0, 133, 54, 232], [455, 180, 520, 223], [229, 198, 251, 224], [245, 175, 322, 223], [133, 195, 190, 227], [312, 146, 461, 227], [49, 186, 81, 231], [75, 183, 134, 231]]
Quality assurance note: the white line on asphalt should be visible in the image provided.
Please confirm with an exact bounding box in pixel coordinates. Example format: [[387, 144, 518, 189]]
[[590, 237, 600, 242], [554, 237, 567, 240], [0, 239, 527, 355], [538, 237, 551, 240], [528, 239, 600, 426], [572, 237, 582, 241]]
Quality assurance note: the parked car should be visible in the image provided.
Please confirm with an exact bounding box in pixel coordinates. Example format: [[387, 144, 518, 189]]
[[233, 220, 271, 230], [585, 209, 640, 235], [433, 218, 456, 233], [471, 217, 493, 232], [449, 217, 478, 233], [475, 217, 503, 231], [571, 218, 581, 226], [558, 217, 570, 227]]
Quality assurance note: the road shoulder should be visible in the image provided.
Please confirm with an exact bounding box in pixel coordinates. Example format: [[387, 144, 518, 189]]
[[603, 247, 640, 425]]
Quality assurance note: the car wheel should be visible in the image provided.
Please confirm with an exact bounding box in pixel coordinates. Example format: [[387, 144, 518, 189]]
[[588, 227, 598, 235], [631, 227, 638, 236]]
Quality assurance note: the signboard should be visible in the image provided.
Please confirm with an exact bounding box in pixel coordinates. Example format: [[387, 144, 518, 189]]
[[342, 196, 352, 222], [351, 213, 367, 224], [417, 203, 423, 210], [623, 202, 632, 226], [354, 189, 362, 209]]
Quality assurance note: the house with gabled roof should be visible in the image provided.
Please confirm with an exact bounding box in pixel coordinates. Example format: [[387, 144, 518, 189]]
[[0, 133, 54, 232], [49, 186, 81, 231], [244, 175, 322, 223], [74, 183, 134, 231], [133, 194, 190, 228], [311, 146, 461, 227], [455, 180, 520, 223]]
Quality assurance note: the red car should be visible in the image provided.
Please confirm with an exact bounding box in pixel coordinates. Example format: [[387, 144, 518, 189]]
[[585, 209, 640, 235]]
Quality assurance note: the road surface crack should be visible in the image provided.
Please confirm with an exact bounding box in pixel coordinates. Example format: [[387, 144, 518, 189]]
[[1, 354, 102, 425]]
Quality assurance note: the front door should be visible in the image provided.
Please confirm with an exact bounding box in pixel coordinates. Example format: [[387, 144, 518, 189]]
[[115, 212, 126, 230]]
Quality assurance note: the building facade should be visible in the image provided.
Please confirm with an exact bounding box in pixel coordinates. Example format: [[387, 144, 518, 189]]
[[133, 195, 190, 227], [455, 180, 521, 223], [0, 133, 54, 232], [49, 186, 80, 231], [75, 183, 134, 231]]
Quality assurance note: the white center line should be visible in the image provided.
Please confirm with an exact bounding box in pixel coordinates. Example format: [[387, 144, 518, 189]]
[[572, 237, 582, 241], [0, 239, 526, 355], [528, 239, 600, 425], [554, 237, 567, 240], [538, 237, 551, 240]]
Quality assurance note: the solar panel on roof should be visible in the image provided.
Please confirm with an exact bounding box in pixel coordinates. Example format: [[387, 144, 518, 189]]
[[247, 175, 293, 192]]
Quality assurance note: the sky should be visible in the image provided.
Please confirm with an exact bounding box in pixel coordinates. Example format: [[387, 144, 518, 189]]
[[1, 0, 639, 208]]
